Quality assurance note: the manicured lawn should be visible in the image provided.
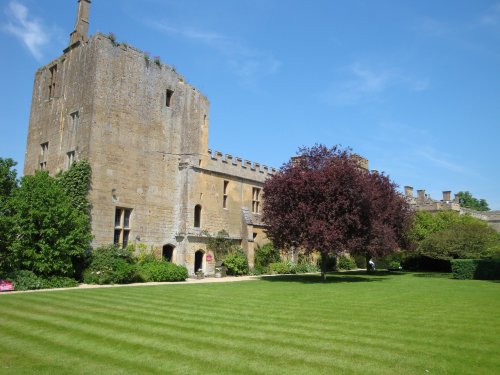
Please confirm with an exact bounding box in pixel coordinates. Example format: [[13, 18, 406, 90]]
[[1, 272, 499, 374]]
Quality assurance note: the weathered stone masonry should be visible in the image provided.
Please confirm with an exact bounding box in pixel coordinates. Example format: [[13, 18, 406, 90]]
[[24, 0, 274, 275]]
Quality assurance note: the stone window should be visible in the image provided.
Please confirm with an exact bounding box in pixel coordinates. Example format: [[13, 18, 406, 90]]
[[223, 180, 229, 209], [40, 142, 48, 170], [166, 89, 174, 107], [67, 151, 75, 169], [48, 64, 57, 99], [252, 187, 261, 214], [194, 204, 202, 228], [70, 111, 79, 129], [114, 207, 132, 248]]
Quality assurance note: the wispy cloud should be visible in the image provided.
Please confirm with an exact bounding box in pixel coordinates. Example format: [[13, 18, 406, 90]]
[[2, 1, 50, 60], [417, 147, 464, 173], [151, 22, 281, 86], [481, 3, 500, 25], [321, 63, 429, 106]]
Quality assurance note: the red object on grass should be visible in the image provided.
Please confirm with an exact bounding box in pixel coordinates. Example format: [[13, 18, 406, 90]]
[[0, 280, 14, 292]]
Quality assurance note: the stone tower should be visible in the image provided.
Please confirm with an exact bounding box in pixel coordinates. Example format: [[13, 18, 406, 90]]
[[24, 1, 274, 274]]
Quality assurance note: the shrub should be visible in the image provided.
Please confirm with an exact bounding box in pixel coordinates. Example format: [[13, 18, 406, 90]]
[[337, 255, 356, 270], [41, 276, 79, 289], [353, 255, 366, 269], [294, 262, 319, 273], [451, 259, 500, 280], [83, 245, 138, 284], [224, 250, 249, 276], [255, 243, 281, 269], [6, 270, 44, 290], [137, 261, 188, 282], [269, 261, 295, 274], [400, 253, 451, 272]]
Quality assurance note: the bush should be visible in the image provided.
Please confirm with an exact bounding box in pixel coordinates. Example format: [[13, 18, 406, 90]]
[[41, 276, 79, 289], [6, 270, 44, 290], [336, 255, 356, 270], [224, 250, 249, 276], [137, 261, 188, 282], [3, 271, 79, 290], [83, 245, 138, 284], [400, 253, 451, 272], [353, 255, 366, 269], [255, 243, 281, 269], [451, 259, 500, 280], [269, 261, 295, 274], [294, 262, 319, 273]]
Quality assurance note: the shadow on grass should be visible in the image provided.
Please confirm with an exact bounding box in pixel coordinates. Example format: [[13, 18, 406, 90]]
[[412, 272, 453, 279], [259, 270, 394, 284]]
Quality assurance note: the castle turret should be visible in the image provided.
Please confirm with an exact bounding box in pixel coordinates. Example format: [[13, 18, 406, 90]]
[[67, 0, 91, 50]]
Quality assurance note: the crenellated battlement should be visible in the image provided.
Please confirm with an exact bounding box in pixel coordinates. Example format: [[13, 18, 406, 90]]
[[204, 149, 276, 179]]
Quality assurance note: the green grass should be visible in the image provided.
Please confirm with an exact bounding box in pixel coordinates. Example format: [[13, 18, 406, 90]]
[[1, 272, 499, 374]]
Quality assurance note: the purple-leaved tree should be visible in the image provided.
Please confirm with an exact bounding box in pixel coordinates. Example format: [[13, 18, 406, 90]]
[[263, 145, 413, 280]]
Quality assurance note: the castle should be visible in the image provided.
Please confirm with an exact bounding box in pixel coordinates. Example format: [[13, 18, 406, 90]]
[[404, 186, 500, 232], [23, 0, 281, 275]]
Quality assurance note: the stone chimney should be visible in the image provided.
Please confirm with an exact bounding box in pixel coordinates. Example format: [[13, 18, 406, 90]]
[[417, 189, 425, 202], [454, 193, 459, 203], [67, 0, 91, 50], [404, 186, 414, 198], [442, 191, 451, 202]]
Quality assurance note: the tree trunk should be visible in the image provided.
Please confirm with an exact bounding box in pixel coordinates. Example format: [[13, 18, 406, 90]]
[[366, 254, 371, 273], [321, 254, 328, 282]]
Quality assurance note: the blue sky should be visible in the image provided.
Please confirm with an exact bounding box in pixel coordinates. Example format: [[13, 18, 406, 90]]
[[1, 0, 499, 209]]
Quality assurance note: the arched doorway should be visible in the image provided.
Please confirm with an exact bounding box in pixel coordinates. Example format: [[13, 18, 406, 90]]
[[162, 244, 175, 262], [194, 250, 204, 273]]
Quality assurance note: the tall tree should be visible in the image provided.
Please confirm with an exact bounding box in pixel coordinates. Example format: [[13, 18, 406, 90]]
[[457, 191, 490, 211], [263, 145, 413, 280], [0, 158, 18, 272], [9, 171, 92, 277]]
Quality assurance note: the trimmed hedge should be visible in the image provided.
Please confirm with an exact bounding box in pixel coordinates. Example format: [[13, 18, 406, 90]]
[[137, 261, 188, 282], [451, 259, 500, 280], [5, 270, 79, 290]]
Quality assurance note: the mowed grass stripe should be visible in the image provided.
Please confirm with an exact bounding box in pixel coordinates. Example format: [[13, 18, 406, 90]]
[[35, 285, 498, 360], [2, 282, 496, 374], [5, 290, 487, 369], [1, 272, 498, 374], [0, 299, 381, 374]]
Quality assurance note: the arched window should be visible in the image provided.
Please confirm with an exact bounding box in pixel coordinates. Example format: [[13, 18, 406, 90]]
[[194, 205, 202, 228]]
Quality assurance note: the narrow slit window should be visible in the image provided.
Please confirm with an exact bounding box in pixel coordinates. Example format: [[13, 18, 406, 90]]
[[67, 151, 75, 169], [252, 187, 261, 214], [40, 142, 49, 170], [48, 65, 58, 99], [166, 89, 174, 107], [223, 180, 229, 209], [70, 111, 79, 130], [114, 207, 133, 248], [194, 205, 202, 228]]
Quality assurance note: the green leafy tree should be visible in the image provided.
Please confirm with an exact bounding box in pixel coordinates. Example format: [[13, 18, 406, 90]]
[[9, 171, 92, 277], [419, 221, 500, 260], [0, 158, 18, 272], [409, 210, 477, 244], [457, 191, 490, 211]]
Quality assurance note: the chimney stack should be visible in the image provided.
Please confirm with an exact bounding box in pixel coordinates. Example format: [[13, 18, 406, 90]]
[[404, 186, 414, 198], [442, 191, 451, 202], [417, 189, 425, 202], [68, 0, 91, 49]]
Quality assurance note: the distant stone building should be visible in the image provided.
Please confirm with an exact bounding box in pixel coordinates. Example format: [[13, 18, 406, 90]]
[[23, 0, 283, 275], [404, 186, 500, 232]]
